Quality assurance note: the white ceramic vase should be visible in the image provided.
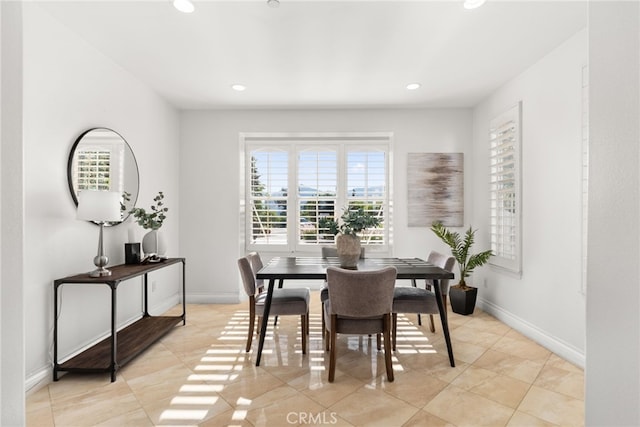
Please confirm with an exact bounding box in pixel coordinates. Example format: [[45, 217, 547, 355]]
[[142, 229, 167, 256], [335, 234, 361, 269]]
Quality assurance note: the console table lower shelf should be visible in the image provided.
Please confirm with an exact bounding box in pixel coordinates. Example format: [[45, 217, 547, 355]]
[[57, 315, 183, 376]]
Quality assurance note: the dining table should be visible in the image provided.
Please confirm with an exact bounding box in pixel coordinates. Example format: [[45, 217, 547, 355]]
[[254, 256, 456, 367]]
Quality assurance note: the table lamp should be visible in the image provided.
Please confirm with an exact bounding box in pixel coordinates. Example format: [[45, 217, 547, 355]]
[[77, 191, 122, 277]]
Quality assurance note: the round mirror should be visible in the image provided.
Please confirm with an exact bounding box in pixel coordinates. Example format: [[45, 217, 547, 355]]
[[67, 128, 139, 225]]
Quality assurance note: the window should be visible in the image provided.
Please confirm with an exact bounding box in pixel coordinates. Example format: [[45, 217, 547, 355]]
[[489, 103, 522, 273], [243, 133, 391, 253]]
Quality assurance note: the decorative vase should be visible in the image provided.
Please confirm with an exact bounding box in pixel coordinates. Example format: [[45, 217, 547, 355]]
[[142, 229, 167, 256], [335, 234, 361, 269]]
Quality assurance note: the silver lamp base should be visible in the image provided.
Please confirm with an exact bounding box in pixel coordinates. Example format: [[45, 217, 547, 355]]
[[89, 224, 112, 277], [89, 267, 112, 277]]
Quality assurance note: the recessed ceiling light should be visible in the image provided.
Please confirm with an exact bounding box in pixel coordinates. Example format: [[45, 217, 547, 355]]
[[406, 83, 421, 91], [463, 0, 486, 10], [173, 0, 194, 14], [231, 84, 247, 92], [267, 0, 280, 8]]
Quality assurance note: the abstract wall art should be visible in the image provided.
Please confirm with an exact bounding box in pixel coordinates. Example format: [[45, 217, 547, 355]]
[[407, 153, 463, 227]]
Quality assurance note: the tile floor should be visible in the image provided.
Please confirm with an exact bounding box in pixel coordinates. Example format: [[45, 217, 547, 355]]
[[26, 292, 584, 426]]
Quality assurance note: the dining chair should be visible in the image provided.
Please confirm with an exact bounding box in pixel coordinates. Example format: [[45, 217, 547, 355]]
[[391, 251, 455, 350], [320, 246, 365, 343], [324, 266, 397, 382], [238, 252, 310, 355]]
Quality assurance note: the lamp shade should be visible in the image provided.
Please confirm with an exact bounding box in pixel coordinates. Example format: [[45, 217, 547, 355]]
[[77, 191, 122, 222]]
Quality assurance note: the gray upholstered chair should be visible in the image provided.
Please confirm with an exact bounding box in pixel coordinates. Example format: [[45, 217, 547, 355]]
[[324, 266, 397, 383], [319, 246, 365, 342], [238, 252, 310, 354], [391, 251, 455, 350]]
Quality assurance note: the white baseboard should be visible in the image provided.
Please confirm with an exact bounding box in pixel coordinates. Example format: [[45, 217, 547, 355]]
[[26, 367, 51, 394], [152, 293, 181, 314], [186, 293, 240, 304], [477, 298, 585, 368]]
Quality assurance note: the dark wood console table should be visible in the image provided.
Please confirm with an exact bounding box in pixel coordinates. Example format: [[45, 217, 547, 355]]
[[53, 258, 186, 382]]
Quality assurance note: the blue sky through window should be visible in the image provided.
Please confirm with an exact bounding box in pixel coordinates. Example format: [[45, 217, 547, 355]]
[[253, 150, 385, 197]]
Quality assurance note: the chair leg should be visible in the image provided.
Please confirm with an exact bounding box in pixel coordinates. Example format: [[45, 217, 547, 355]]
[[325, 321, 330, 351], [383, 314, 394, 382], [392, 312, 397, 351], [412, 279, 422, 326], [246, 299, 255, 352], [429, 315, 436, 333], [376, 333, 382, 351], [329, 315, 337, 382], [321, 301, 325, 337], [301, 314, 307, 355]]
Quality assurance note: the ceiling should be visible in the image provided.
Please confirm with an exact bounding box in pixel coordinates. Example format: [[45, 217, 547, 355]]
[[36, 0, 587, 110]]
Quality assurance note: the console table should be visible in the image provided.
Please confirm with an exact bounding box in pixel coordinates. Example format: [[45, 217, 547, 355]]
[[53, 257, 186, 382]]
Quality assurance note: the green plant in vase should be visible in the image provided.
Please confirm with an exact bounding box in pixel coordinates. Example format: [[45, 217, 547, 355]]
[[322, 208, 380, 236], [321, 208, 381, 268], [129, 191, 168, 257]]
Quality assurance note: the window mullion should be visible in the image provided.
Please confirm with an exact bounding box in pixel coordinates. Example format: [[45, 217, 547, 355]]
[[336, 144, 347, 212], [288, 146, 298, 252]]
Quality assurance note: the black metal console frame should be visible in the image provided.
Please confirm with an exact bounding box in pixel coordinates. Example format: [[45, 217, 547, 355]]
[[53, 258, 186, 382]]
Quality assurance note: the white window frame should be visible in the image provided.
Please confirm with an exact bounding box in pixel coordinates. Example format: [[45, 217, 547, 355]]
[[581, 65, 589, 295], [489, 103, 522, 274], [241, 132, 393, 255]]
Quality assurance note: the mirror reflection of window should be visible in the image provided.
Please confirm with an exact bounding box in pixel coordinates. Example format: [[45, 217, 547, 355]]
[[71, 130, 125, 194], [74, 149, 111, 191]]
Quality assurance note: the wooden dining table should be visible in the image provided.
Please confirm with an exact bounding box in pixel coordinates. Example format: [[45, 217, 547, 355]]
[[254, 256, 456, 367]]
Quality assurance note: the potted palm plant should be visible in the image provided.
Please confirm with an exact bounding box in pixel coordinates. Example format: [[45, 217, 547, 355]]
[[431, 221, 493, 315], [320, 208, 380, 268]]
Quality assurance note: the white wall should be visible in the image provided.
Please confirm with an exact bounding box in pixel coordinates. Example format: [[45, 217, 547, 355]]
[[586, 2, 640, 425], [470, 29, 587, 366], [22, 4, 181, 388], [179, 109, 472, 303], [1, 2, 26, 425]]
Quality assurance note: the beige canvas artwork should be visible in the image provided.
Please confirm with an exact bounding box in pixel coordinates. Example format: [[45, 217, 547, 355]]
[[407, 153, 463, 227]]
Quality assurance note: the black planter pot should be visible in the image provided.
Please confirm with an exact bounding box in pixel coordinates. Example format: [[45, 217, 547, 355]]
[[449, 285, 478, 315]]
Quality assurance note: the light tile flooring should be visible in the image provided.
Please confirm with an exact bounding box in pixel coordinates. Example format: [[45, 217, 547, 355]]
[[27, 292, 584, 426]]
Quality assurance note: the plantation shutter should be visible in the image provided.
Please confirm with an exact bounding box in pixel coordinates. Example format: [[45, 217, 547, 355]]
[[346, 148, 387, 245], [248, 147, 289, 246], [243, 133, 392, 254], [297, 147, 338, 245], [489, 103, 522, 273]]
